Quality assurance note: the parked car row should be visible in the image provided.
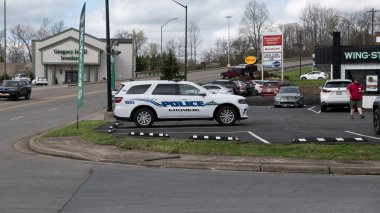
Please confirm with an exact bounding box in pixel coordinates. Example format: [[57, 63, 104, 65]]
[[204, 80, 255, 97]]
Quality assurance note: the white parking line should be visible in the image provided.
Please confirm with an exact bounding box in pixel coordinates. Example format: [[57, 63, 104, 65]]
[[345, 130, 380, 140], [10, 116, 23, 121], [307, 106, 321, 114], [113, 129, 270, 144], [48, 108, 58, 111], [247, 131, 271, 144]]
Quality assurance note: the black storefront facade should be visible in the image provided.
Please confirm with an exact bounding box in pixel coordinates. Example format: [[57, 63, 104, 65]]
[[315, 32, 380, 108]]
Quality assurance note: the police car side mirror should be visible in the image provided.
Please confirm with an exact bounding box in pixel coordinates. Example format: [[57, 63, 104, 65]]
[[199, 91, 207, 97]]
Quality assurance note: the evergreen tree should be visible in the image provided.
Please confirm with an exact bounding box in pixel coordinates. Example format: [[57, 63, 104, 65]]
[[160, 50, 179, 80]]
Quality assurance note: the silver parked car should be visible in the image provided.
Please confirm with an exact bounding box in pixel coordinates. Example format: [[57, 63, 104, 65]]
[[274, 86, 304, 108], [202, 84, 234, 94]]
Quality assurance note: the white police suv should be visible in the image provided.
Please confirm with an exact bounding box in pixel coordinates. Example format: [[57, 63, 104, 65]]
[[113, 80, 249, 127]]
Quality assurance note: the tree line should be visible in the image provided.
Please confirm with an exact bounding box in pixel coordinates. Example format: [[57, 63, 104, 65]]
[[1, 0, 379, 77]]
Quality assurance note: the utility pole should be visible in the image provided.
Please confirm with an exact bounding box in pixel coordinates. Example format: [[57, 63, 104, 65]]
[[226, 16, 231, 67], [3, 0, 6, 80], [299, 30, 302, 78], [294, 30, 303, 78], [367, 8, 379, 44], [105, 0, 112, 112]]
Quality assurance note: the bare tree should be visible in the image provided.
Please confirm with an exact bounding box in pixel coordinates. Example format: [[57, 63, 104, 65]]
[[0, 30, 4, 62], [300, 3, 339, 54], [278, 23, 300, 57], [215, 38, 228, 65], [50, 20, 66, 35], [35, 18, 50, 40], [7, 31, 28, 64], [10, 24, 35, 62], [166, 39, 177, 53], [132, 30, 147, 56], [230, 37, 251, 64], [188, 21, 201, 65], [356, 8, 373, 45], [147, 42, 159, 70], [239, 0, 270, 57], [35, 18, 66, 39], [113, 30, 132, 39]]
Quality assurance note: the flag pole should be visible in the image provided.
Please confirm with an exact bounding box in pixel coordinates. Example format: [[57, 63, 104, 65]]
[[77, 3, 86, 129]]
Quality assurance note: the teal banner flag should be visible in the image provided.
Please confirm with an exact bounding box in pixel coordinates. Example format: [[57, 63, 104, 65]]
[[77, 3, 86, 109]]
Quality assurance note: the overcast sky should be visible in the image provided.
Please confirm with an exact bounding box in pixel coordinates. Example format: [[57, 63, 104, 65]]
[[3, 0, 379, 52]]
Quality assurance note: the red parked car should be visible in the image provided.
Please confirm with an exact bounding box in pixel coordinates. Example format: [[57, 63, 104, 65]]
[[221, 69, 236, 79], [261, 80, 293, 96]]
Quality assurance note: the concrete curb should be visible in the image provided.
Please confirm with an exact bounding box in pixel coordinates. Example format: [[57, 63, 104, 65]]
[[27, 135, 380, 175]]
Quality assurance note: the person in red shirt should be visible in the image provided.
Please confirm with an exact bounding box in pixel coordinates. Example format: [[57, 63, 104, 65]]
[[346, 79, 365, 119]]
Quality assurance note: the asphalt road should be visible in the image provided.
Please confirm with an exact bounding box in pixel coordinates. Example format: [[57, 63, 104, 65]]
[[0, 67, 379, 212], [62, 165, 380, 213], [0, 84, 105, 212]]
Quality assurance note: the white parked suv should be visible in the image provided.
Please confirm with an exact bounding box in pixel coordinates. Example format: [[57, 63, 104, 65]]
[[113, 80, 249, 127], [300, 71, 328, 80], [13, 73, 31, 83], [320, 79, 352, 112]]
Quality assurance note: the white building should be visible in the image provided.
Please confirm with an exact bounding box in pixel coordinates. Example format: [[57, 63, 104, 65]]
[[32, 28, 135, 85]]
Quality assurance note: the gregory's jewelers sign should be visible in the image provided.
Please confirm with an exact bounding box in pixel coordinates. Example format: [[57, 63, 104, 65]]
[[54, 49, 88, 61]]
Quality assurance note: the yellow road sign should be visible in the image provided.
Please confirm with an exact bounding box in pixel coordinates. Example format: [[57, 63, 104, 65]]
[[245, 56, 257, 64]]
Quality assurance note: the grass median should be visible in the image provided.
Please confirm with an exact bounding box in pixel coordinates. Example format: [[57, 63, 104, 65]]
[[43, 120, 380, 161]]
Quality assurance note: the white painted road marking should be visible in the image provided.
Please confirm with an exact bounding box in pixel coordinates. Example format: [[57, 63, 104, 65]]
[[307, 106, 321, 114], [10, 116, 24, 121], [247, 131, 271, 144], [345, 131, 380, 140], [48, 108, 58, 111]]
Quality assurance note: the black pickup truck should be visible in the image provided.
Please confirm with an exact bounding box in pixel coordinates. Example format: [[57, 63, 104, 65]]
[[0, 80, 32, 101]]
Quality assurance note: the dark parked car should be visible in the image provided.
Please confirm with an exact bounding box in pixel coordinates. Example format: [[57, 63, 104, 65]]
[[0, 80, 32, 101], [261, 80, 294, 96], [274, 86, 304, 108], [373, 96, 380, 134]]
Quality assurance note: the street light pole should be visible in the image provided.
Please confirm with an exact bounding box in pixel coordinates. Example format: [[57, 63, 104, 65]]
[[105, 0, 112, 112], [3, 0, 6, 80], [172, 0, 187, 80], [226, 16, 231, 67], [160, 18, 178, 67]]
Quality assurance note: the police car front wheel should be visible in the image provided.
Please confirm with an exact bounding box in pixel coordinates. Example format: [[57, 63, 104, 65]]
[[134, 108, 154, 127], [216, 106, 237, 126]]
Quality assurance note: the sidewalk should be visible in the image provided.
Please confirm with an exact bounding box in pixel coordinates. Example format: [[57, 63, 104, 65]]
[[28, 129, 380, 176]]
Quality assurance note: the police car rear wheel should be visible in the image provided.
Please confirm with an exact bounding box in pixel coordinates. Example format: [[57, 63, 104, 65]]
[[134, 108, 154, 127], [216, 106, 237, 126]]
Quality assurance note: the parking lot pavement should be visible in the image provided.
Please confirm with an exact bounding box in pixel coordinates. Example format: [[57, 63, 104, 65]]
[[95, 106, 380, 145]]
